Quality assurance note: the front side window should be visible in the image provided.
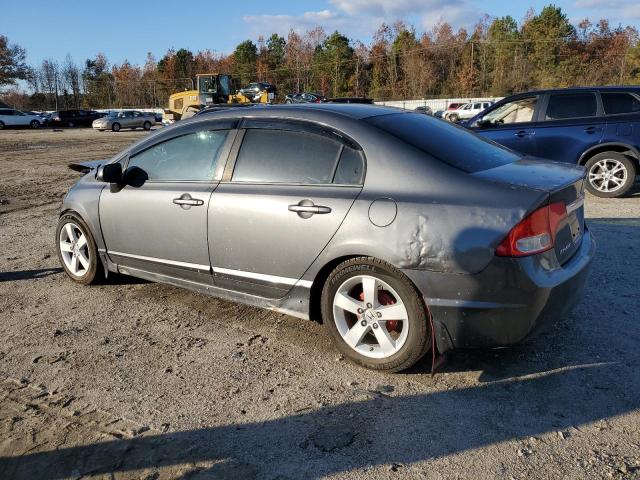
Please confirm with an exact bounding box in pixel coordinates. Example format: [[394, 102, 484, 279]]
[[481, 97, 538, 126], [601, 92, 640, 115], [127, 130, 229, 181], [232, 129, 344, 184], [546, 93, 597, 120]]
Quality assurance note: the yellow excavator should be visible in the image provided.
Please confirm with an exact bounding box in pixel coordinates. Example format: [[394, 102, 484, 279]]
[[164, 73, 275, 123]]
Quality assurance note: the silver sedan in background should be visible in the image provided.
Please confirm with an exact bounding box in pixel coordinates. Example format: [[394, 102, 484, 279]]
[[92, 111, 155, 132]]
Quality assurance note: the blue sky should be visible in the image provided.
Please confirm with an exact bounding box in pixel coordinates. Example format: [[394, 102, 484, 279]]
[[2, 0, 639, 68]]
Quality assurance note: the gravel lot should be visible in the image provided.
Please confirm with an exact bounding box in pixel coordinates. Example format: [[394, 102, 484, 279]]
[[0, 128, 639, 480]]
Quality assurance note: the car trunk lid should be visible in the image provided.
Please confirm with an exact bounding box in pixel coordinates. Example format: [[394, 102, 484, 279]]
[[473, 158, 586, 265]]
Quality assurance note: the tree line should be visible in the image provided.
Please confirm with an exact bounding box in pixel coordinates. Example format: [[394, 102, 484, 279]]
[[1, 5, 640, 111]]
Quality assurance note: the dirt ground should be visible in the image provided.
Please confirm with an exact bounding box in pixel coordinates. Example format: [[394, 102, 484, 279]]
[[0, 127, 639, 480]]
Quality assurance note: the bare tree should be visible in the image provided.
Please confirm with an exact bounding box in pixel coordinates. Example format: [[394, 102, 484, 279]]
[[61, 54, 81, 108]]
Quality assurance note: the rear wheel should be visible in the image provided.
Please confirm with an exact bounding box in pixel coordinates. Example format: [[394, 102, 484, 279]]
[[112, 122, 121, 132], [68, 121, 75, 128], [56, 213, 102, 285], [0, 121, 4, 130], [30, 120, 40, 129], [321, 257, 430, 372], [585, 152, 636, 198], [143, 121, 151, 130]]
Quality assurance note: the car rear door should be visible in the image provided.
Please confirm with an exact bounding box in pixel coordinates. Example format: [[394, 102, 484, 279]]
[[534, 91, 605, 163], [599, 91, 640, 146], [208, 120, 364, 298], [99, 122, 236, 284], [469, 95, 540, 156]]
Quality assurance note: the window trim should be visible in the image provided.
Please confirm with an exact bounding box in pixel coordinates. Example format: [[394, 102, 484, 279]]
[[223, 119, 366, 187], [540, 91, 603, 122], [599, 91, 640, 117], [123, 128, 236, 184]]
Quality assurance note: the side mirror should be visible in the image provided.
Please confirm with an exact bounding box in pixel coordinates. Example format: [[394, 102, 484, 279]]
[[97, 163, 123, 183]]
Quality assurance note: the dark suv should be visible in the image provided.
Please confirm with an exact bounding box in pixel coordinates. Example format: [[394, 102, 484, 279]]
[[50, 110, 104, 128], [466, 87, 640, 197]]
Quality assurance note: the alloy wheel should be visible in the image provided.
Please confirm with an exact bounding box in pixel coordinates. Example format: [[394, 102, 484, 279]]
[[588, 158, 628, 194], [332, 275, 409, 359], [58, 222, 91, 278]]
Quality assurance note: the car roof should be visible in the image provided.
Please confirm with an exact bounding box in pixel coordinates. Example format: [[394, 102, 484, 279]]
[[196, 103, 403, 121]]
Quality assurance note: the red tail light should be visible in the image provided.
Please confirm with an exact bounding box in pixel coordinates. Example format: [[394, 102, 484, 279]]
[[496, 202, 567, 257]]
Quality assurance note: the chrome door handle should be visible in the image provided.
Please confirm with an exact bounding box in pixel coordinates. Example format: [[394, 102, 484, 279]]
[[515, 130, 533, 137], [173, 194, 204, 209], [288, 205, 331, 213], [288, 200, 332, 218]]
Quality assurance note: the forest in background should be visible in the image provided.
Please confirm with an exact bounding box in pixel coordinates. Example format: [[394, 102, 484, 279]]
[[1, 5, 640, 110]]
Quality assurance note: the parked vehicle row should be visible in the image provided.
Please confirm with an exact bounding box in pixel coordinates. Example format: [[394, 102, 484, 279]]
[[58, 103, 594, 372]]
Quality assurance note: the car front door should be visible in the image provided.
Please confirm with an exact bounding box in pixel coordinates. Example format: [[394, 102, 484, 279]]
[[534, 91, 605, 163], [208, 121, 365, 298], [469, 95, 540, 156], [99, 123, 236, 283]]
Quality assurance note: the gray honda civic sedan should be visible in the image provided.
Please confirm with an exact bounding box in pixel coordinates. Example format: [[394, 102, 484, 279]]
[[57, 104, 595, 372]]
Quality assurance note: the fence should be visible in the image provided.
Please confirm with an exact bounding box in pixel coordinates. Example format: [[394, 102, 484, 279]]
[[374, 97, 503, 112]]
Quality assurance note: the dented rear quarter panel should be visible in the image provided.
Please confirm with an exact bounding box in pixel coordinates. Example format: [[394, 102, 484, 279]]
[[300, 125, 546, 280]]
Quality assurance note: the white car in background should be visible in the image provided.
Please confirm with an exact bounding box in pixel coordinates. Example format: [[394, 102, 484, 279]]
[[444, 101, 493, 122], [0, 108, 45, 129]]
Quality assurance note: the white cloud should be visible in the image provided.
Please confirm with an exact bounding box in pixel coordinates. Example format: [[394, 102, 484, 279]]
[[243, 0, 480, 40], [573, 0, 640, 19]]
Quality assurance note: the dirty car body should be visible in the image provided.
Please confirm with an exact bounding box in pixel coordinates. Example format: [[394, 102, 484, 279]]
[[59, 104, 595, 370]]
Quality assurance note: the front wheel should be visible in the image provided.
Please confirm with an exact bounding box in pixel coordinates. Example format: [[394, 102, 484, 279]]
[[0, 121, 4, 130], [56, 213, 102, 285], [112, 122, 121, 132], [321, 258, 431, 372], [448, 113, 459, 122], [30, 120, 40, 129], [585, 152, 636, 198], [143, 121, 151, 130]]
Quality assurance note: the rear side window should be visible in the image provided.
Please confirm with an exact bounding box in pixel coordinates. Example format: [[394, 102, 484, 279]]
[[546, 93, 597, 120], [366, 113, 520, 173], [602, 92, 640, 115], [127, 130, 229, 181], [232, 129, 343, 184], [333, 146, 364, 184]]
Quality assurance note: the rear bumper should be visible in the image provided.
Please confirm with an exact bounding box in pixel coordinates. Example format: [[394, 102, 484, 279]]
[[403, 228, 595, 352]]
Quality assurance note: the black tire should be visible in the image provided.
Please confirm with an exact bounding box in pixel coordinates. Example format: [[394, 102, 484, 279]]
[[0, 121, 4, 130], [143, 121, 151, 130], [30, 120, 40, 129], [56, 212, 102, 285], [584, 152, 636, 198], [321, 257, 431, 372], [112, 122, 121, 132], [285, 99, 292, 104], [448, 113, 459, 122], [68, 121, 75, 128]]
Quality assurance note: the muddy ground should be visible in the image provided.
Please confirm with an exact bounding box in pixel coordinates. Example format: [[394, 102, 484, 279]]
[[0, 128, 639, 480]]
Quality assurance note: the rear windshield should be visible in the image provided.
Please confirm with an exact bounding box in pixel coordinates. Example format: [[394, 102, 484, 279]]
[[366, 113, 520, 173]]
